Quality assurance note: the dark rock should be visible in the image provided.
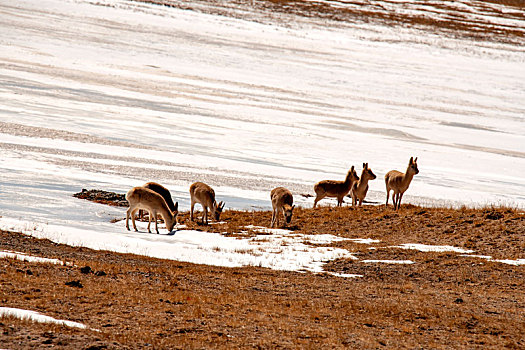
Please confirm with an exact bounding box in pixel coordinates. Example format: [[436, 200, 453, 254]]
[[65, 280, 83, 288], [485, 211, 503, 220], [42, 331, 55, 339], [80, 266, 92, 274], [84, 344, 108, 350]]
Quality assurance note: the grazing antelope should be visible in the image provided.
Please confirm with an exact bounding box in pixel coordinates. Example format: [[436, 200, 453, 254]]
[[351, 163, 377, 207], [143, 182, 178, 213], [189, 182, 225, 225], [126, 186, 179, 234], [313, 166, 359, 208], [270, 187, 295, 228], [138, 182, 177, 221], [385, 157, 419, 210]]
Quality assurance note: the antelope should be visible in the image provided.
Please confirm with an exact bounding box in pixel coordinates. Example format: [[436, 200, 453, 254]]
[[385, 157, 419, 210], [313, 166, 359, 208], [270, 187, 295, 228], [143, 182, 177, 213], [189, 182, 225, 225], [126, 186, 179, 234], [351, 163, 377, 207]]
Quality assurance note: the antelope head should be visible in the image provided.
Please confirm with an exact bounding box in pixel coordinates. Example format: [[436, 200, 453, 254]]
[[409, 157, 419, 175], [362, 163, 377, 181], [214, 201, 225, 221], [283, 204, 295, 224]]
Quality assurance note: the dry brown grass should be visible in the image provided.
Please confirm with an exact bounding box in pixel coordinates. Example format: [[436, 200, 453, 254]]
[[1, 204, 524, 348], [484, 0, 525, 7], [134, 0, 525, 44]]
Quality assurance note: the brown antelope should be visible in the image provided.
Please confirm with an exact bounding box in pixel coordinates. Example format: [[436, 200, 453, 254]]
[[189, 182, 225, 225], [270, 187, 295, 228], [385, 157, 419, 210], [143, 182, 177, 213], [139, 182, 177, 220], [351, 163, 377, 207], [313, 166, 359, 208], [126, 186, 179, 234]]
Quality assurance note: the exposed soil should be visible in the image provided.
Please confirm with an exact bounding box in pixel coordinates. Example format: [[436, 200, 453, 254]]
[[73, 189, 128, 207], [1, 198, 524, 349]]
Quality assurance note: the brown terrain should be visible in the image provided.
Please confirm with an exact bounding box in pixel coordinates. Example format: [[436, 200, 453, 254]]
[[137, 0, 525, 44], [1, 191, 524, 349]]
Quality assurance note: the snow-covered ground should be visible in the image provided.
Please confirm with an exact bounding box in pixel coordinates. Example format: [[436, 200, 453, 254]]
[[0, 307, 91, 330], [0, 249, 72, 266], [0, 0, 523, 272]]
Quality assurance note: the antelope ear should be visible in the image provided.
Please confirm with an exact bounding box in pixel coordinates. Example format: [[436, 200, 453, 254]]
[[409, 157, 414, 164], [414, 157, 418, 162], [362, 162, 366, 168], [351, 165, 354, 171], [174, 202, 178, 211], [219, 201, 225, 209], [292, 205, 295, 210]]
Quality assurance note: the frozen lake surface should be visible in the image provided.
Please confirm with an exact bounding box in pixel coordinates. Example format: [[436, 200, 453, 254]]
[[0, 0, 523, 271]]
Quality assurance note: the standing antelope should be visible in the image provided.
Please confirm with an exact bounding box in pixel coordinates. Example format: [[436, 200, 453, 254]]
[[351, 163, 377, 207], [189, 182, 225, 225], [270, 187, 295, 228], [313, 166, 359, 208], [126, 186, 179, 234], [385, 157, 419, 210]]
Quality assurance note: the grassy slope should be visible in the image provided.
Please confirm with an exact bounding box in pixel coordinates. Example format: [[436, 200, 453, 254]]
[[138, 0, 525, 44], [1, 205, 524, 349]]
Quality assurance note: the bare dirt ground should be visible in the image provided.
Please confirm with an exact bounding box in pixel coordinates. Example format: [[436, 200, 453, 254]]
[[1, 201, 524, 349]]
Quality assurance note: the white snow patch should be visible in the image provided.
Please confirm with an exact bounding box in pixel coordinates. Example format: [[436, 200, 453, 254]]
[[349, 238, 380, 244], [245, 225, 354, 245], [392, 243, 475, 254], [362, 260, 414, 264], [495, 259, 525, 266], [0, 307, 88, 330], [327, 272, 363, 278], [0, 250, 71, 266], [0, 218, 355, 273], [460, 254, 493, 260], [460, 254, 525, 265]]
